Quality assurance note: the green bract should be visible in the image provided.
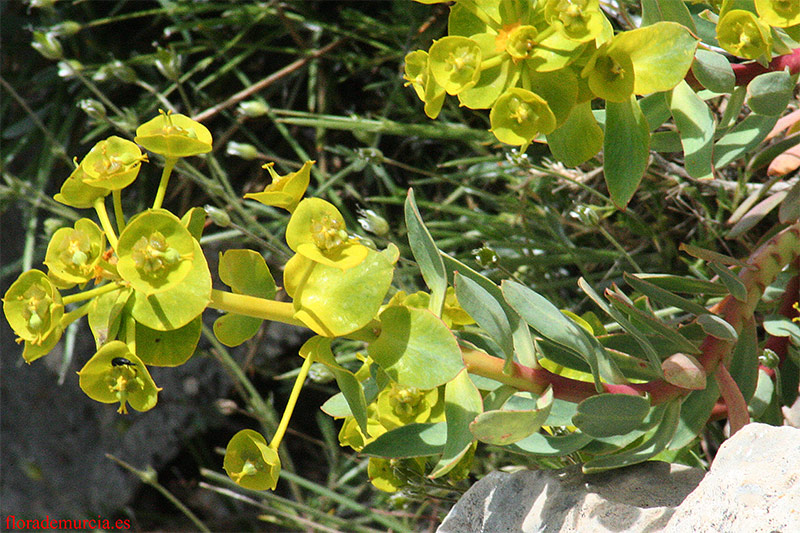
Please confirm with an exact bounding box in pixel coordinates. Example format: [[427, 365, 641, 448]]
[[505, 25, 539, 60], [490, 87, 556, 146], [284, 245, 397, 337], [582, 43, 635, 102], [544, 0, 605, 43], [134, 110, 212, 158], [717, 10, 773, 60], [403, 50, 428, 101], [81, 136, 147, 191], [223, 429, 281, 491], [429, 36, 482, 95], [3, 270, 63, 346], [77, 341, 160, 414], [756, 0, 800, 27], [116, 209, 195, 295], [243, 160, 313, 213], [44, 218, 106, 286], [54, 158, 108, 208], [285, 198, 368, 270]]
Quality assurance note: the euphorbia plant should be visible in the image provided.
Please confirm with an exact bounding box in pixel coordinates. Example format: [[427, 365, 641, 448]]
[[5, 0, 800, 501]]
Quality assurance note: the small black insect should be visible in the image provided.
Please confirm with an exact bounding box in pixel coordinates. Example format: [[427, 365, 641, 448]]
[[111, 357, 135, 367]]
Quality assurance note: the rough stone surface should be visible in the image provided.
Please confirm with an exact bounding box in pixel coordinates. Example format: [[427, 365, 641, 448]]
[[438, 461, 705, 533], [665, 423, 800, 532]]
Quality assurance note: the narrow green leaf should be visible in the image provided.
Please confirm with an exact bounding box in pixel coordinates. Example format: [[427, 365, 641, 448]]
[[624, 272, 710, 316], [455, 272, 513, 359], [668, 80, 715, 179], [604, 96, 650, 209], [405, 189, 447, 316], [301, 336, 369, 434], [708, 262, 747, 302], [368, 305, 463, 389], [635, 273, 729, 296], [696, 314, 738, 341], [503, 280, 625, 388], [679, 242, 753, 269], [578, 278, 663, 373], [606, 290, 702, 354], [442, 253, 536, 367], [430, 370, 483, 478], [728, 316, 759, 403], [361, 422, 446, 458], [714, 113, 779, 169], [582, 400, 681, 472]]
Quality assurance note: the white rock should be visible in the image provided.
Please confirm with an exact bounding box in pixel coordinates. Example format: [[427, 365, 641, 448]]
[[665, 423, 800, 532], [438, 461, 704, 532]]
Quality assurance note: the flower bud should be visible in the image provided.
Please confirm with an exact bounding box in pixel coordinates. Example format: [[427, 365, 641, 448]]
[[759, 348, 780, 369], [57, 59, 83, 79], [357, 208, 389, 236], [204, 205, 231, 227], [226, 141, 259, 160], [78, 99, 107, 121], [237, 100, 269, 117], [51, 20, 82, 37], [473, 245, 498, 267], [154, 46, 181, 81], [107, 60, 137, 83], [32, 31, 63, 60]]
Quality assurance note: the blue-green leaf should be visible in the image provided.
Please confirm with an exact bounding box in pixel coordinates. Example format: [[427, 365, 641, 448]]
[[405, 189, 447, 316], [361, 422, 446, 458], [455, 272, 513, 359], [668, 80, 715, 180], [691, 49, 735, 93], [604, 96, 650, 209], [572, 393, 651, 438], [430, 369, 483, 478]]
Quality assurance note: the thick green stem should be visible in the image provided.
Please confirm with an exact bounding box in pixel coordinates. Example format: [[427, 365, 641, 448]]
[[61, 282, 122, 306], [112, 190, 126, 233], [208, 289, 306, 327], [93, 197, 118, 250], [153, 157, 178, 210], [270, 352, 315, 451], [59, 301, 92, 329]]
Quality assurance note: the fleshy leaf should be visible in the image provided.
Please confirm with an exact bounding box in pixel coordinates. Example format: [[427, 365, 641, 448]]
[[470, 387, 553, 445], [746, 71, 794, 116], [368, 305, 463, 389], [572, 393, 650, 438], [361, 422, 447, 458], [405, 189, 447, 316], [691, 49, 735, 94]]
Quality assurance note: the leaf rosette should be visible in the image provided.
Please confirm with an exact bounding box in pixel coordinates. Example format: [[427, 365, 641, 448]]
[[243, 160, 313, 213], [81, 136, 147, 191], [44, 218, 106, 286], [3, 270, 64, 346], [490, 87, 556, 146], [77, 340, 160, 414], [134, 110, 212, 158], [116, 209, 196, 295], [223, 429, 281, 491], [285, 198, 368, 270]]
